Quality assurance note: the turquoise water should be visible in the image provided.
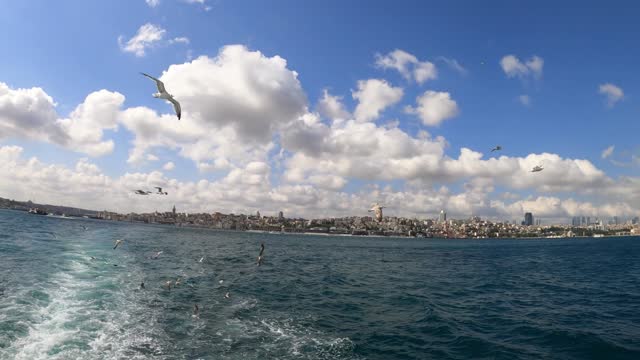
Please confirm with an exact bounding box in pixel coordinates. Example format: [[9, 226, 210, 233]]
[[0, 209, 639, 359]]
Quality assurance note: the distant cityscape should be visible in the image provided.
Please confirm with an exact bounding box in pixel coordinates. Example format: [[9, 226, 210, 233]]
[[1, 197, 638, 239]]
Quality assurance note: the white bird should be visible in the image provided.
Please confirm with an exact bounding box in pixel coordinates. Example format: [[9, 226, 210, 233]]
[[164, 280, 173, 290], [198, 257, 204, 263], [140, 72, 182, 120], [219, 280, 224, 284], [368, 203, 385, 222], [224, 292, 230, 299], [113, 239, 124, 250], [151, 251, 163, 259]]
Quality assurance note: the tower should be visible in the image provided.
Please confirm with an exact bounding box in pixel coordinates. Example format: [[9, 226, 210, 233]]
[[172, 205, 176, 217], [524, 212, 533, 226], [439, 210, 447, 223]]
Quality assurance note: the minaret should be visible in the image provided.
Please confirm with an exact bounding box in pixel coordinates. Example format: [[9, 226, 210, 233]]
[[172, 205, 176, 217]]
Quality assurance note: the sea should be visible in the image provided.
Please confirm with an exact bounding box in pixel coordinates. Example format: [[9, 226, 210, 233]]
[[0, 209, 639, 360]]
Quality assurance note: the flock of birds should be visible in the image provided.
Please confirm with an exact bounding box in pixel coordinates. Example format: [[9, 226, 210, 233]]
[[110, 235, 265, 318]]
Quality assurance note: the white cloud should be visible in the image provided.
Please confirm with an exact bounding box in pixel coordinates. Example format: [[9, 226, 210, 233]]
[[118, 23, 166, 57], [0, 83, 124, 157], [121, 45, 307, 167], [1, 145, 637, 220], [145, 0, 160, 7], [500, 55, 544, 79], [317, 89, 350, 120], [405, 90, 459, 126], [598, 83, 624, 107], [352, 79, 403, 122], [169, 37, 190, 45], [518, 95, 531, 106], [375, 49, 437, 84], [601, 145, 614, 159], [146, 154, 159, 161], [163, 161, 175, 171], [437, 57, 467, 75]]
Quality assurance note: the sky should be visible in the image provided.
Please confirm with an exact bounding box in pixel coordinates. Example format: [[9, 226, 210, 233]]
[[0, 0, 639, 223]]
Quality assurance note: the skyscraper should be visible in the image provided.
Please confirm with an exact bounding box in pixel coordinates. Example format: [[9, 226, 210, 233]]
[[439, 209, 447, 223], [278, 211, 284, 220], [524, 212, 534, 226]]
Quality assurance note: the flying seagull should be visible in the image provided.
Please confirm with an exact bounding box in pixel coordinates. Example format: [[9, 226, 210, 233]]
[[531, 165, 544, 172], [257, 243, 265, 266], [113, 239, 124, 250], [140, 72, 181, 120], [154, 187, 168, 195], [224, 292, 230, 299], [193, 304, 200, 317], [491, 145, 502, 152], [134, 189, 151, 195], [151, 251, 163, 259], [368, 203, 385, 222]]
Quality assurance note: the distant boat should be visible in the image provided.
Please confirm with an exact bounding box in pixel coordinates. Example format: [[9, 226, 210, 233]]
[[28, 208, 47, 215]]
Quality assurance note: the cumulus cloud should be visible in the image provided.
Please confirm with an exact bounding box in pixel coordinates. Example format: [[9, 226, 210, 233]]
[[352, 79, 403, 122], [145, 0, 160, 7], [118, 23, 166, 57], [405, 90, 459, 126], [121, 45, 306, 168], [500, 55, 544, 79], [0, 83, 123, 156], [163, 161, 175, 171], [2, 145, 636, 220], [599, 83, 624, 107], [601, 145, 615, 159], [317, 89, 350, 120], [375, 49, 437, 84]]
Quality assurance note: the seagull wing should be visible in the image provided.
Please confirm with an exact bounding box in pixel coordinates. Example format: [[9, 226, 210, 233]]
[[141, 72, 167, 93], [155, 187, 162, 192], [168, 97, 181, 120]]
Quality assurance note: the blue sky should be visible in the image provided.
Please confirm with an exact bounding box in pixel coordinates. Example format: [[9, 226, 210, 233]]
[[0, 0, 638, 221]]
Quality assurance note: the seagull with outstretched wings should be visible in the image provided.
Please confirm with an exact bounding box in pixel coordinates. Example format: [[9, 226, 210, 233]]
[[140, 72, 182, 120]]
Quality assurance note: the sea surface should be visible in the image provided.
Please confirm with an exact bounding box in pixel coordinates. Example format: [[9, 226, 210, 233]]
[[0, 209, 639, 360]]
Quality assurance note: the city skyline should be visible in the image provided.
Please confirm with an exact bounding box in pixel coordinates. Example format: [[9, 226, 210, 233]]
[[1, 1, 639, 222]]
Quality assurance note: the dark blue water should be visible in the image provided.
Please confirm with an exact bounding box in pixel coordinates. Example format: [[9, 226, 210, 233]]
[[0, 209, 639, 359]]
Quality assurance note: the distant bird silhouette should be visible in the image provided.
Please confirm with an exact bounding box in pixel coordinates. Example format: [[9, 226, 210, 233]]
[[113, 239, 124, 249], [491, 145, 502, 152], [154, 187, 168, 195], [134, 189, 151, 195], [531, 165, 544, 172], [140, 72, 181, 120]]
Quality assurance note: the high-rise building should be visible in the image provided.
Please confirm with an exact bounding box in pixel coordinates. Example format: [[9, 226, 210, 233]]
[[524, 212, 534, 226], [172, 205, 176, 217], [256, 211, 261, 219], [633, 217, 639, 225], [613, 216, 619, 225], [572, 216, 580, 226], [439, 209, 447, 223], [278, 211, 284, 220]]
